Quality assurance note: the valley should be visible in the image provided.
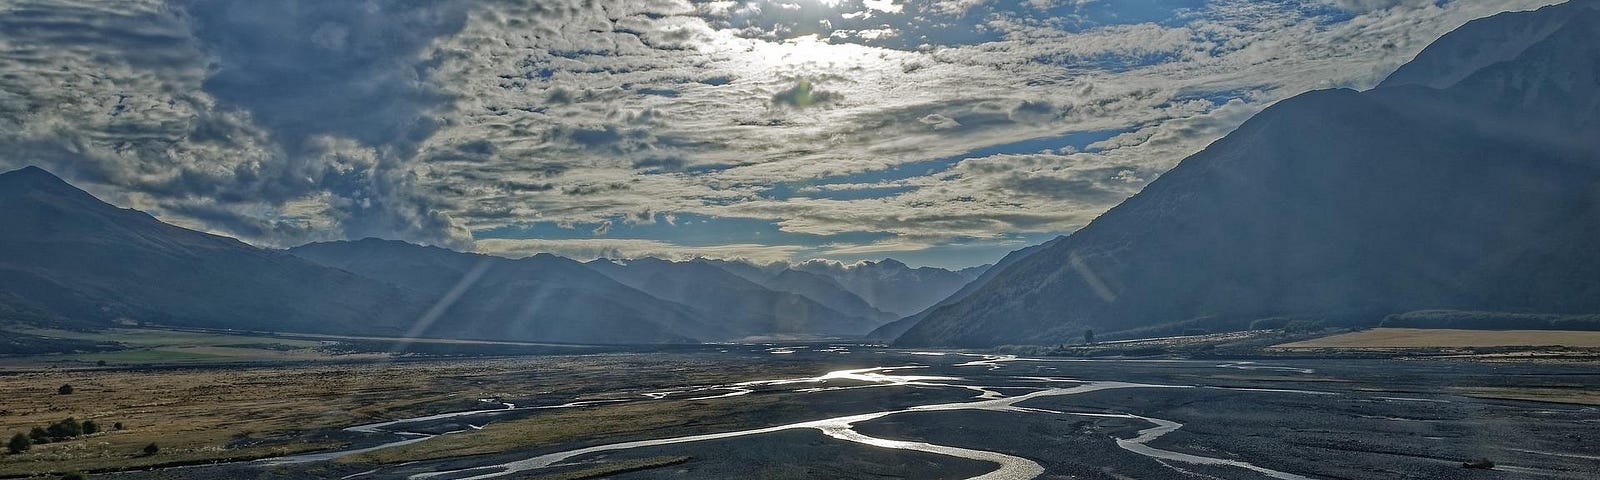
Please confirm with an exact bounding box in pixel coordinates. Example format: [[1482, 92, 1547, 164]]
[[2, 344, 1595, 480]]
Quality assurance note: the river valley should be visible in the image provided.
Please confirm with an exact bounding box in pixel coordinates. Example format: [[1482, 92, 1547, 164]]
[[86, 345, 1599, 480]]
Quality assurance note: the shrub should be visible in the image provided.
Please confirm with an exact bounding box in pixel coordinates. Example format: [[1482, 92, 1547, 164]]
[[81, 420, 99, 435], [28, 427, 49, 444], [46, 418, 82, 439], [7, 433, 28, 454], [1248, 317, 1291, 330], [112, 422, 124, 431], [142, 442, 159, 455], [61, 473, 88, 480], [1284, 320, 1324, 333], [58, 384, 74, 395]]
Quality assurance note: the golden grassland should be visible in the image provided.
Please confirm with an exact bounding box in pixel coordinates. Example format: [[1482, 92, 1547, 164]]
[[2, 326, 360, 366], [1271, 328, 1600, 349], [343, 395, 787, 464], [524, 455, 691, 480], [0, 354, 823, 477], [1462, 387, 1600, 406]]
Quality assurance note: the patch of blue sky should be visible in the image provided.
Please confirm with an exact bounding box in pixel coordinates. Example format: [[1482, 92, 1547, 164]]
[[1028, 0, 1210, 32], [759, 127, 1129, 201], [791, 185, 920, 201], [476, 212, 893, 248], [1167, 85, 1266, 106], [820, 232, 1066, 269]]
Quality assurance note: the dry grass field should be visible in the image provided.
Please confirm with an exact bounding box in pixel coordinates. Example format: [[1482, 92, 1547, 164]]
[[1271, 328, 1600, 349], [0, 354, 822, 477]]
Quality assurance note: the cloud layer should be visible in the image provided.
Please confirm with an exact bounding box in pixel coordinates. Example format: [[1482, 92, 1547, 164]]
[[0, 0, 1561, 266]]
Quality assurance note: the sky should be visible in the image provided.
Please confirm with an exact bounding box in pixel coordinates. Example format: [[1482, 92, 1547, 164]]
[[0, 0, 1561, 268]]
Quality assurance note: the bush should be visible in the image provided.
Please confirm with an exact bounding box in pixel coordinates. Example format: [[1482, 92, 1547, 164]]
[[28, 427, 49, 444], [7, 433, 28, 454], [1248, 317, 1291, 330], [1284, 320, 1325, 333], [142, 443, 159, 455], [46, 418, 82, 439], [81, 420, 99, 435], [57, 384, 73, 395], [112, 422, 124, 431], [61, 473, 88, 480]]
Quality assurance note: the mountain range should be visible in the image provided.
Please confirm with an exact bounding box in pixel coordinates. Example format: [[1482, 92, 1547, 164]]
[[5, 2, 1595, 349], [0, 168, 981, 343], [893, 0, 1600, 347]]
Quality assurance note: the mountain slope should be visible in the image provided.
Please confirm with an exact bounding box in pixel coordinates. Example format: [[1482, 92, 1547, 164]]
[[760, 269, 899, 325], [896, 1, 1600, 347], [0, 166, 417, 335], [290, 239, 710, 344], [792, 259, 986, 317], [867, 237, 1062, 341], [586, 258, 876, 338]]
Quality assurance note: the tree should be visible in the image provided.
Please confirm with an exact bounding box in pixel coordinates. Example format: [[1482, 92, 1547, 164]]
[[28, 427, 49, 444], [60, 473, 88, 480], [112, 422, 124, 431], [142, 443, 159, 456], [1083, 329, 1095, 345], [57, 384, 73, 395], [7, 433, 28, 454], [81, 420, 99, 435]]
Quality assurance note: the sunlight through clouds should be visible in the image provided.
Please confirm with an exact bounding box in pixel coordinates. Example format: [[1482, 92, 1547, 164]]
[[0, 0, 1563, 267]]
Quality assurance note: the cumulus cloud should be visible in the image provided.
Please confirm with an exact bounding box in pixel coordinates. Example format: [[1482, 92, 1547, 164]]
[[475, 238, 805, 264], [0, 0, 474, 248], [0, 0, 1563, 265]]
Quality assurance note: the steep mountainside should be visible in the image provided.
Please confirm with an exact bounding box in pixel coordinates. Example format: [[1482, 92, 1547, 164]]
[[290, 239, 710, 344], [897, 1, 1600, 347], [760, 269, 899, 325], [793, 259, 986, 317], [586, 258, 878, 338], [867, 237, 1062, 341], [0, 166, 417, 335]]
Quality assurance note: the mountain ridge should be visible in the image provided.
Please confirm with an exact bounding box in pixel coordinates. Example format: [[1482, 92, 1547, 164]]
[[895, 2, 1600, 347]]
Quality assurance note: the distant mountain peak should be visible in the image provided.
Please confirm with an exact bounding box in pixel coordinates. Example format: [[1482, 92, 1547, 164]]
[[1, 165, 88, 197], [895, 3, 1600, 347]]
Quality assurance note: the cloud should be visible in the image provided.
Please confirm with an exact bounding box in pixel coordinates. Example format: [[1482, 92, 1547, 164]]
[[0, 0, 1564, 266], [0, 0, 474, 249], [179, 0, 471, 154], [771, 79, 843, 107], [475, 238, 805, 264]]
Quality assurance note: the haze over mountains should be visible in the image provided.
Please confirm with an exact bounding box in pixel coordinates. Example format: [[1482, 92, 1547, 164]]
[[895, 0, 1600, 347], [0, 168, 979, 343], [4, 2, 1597, 349]]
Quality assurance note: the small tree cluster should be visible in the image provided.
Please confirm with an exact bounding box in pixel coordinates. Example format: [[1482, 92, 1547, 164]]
[[18, 417, 112, 447], [6, 433, 27, 454], [45, 417, 83, 439]]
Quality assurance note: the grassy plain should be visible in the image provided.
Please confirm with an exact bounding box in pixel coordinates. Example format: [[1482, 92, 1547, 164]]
[[1273, 328, 1600, 348], [0, 353, 824, 477]]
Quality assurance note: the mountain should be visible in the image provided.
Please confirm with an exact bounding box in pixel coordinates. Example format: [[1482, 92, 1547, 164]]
[[792, 259, 987, 317], [0, 166, 417, 335], [289, 239, 710, 344], [895, 1, 1600, 347], [759, 269, 899, 325], [585, 258, 877, 338], [867, 237, 1063, 341], [698, 258, 787, 285]]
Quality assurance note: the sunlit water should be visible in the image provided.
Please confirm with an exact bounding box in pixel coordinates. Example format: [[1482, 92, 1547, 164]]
[[276, 352, 1328, 480]]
